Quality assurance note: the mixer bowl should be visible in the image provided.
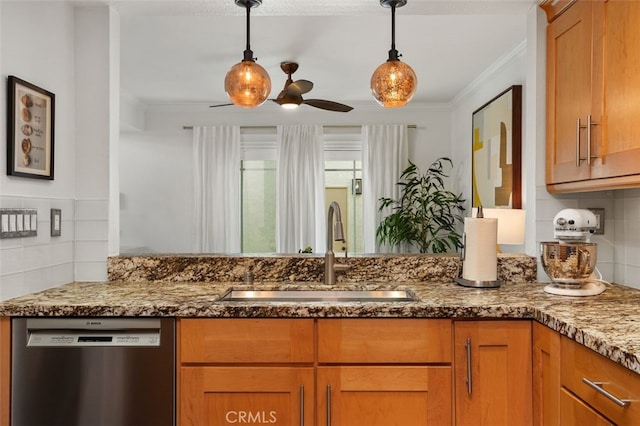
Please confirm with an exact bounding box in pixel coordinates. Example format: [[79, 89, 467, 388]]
[[540, 242, 597, 283]]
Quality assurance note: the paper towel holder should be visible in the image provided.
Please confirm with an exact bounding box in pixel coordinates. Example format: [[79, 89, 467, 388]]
[[454, 225, 502, 288], [455, 205, 502, 288]]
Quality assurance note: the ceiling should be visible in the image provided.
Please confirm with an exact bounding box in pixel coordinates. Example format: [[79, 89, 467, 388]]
[[111, 0, 534, 107]]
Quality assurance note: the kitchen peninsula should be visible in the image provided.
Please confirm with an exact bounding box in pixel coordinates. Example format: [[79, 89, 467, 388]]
[[1, 253, 639, 425]]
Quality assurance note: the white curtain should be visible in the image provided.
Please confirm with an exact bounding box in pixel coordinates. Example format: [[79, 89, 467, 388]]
[[276, 124, 326, 254], [193, 125, 241, 253], [362, 124, 409, 253]]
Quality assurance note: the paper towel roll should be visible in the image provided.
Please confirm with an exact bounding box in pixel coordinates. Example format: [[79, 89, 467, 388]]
[[462, 217, 498, 282]]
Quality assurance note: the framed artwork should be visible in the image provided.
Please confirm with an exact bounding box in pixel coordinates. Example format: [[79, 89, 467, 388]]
[[7, 76, 55, 180], [472, 85, 522, 209]]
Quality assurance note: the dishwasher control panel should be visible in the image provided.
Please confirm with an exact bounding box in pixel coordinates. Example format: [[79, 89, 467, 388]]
[[27, 331, 161, 347], [23, 318, 164, 347]]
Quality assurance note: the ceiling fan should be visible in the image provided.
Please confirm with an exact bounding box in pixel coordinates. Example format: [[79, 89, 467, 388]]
[[210, 61, 353, 112], [272, 61, 353, 112]]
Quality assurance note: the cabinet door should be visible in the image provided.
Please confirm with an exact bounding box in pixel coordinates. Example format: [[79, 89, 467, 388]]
[[454, 321, 532, 426], [533, 322, 561, 426], [559, 388, 614, 426], [180, 366, 314, 426], [546, 0, 595, 185], [591, 0, 640, 180], [318, 366, 452, 426]]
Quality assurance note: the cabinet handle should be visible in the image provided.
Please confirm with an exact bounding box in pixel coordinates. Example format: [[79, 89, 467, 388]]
[[465, 337, 472, 394], [326, 384, 332, 426], [582, 377, 631, 407], [576, 118, 587, 167], [586, 114, 599, 165], [299, 384, 304, 426]]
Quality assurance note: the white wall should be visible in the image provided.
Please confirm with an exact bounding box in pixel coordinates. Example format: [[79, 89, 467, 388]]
[[449, 42, 527, 255], [0, 2, 77, 299], [74, 6, 119, 280], [0, 3, 118, 299]]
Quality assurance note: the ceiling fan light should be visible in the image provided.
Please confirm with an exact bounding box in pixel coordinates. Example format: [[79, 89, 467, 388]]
[[281, 103, 299, 110], [370, 59, 417, 108], [224, 60, 271, 108]]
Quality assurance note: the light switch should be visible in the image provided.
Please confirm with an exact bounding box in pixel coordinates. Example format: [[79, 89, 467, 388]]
[[51, 209, 61, 237], [0, 209, 37, 239]]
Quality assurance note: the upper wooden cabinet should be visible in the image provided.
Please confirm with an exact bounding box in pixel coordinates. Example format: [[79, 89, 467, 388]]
[[544, 0, 640, 193]]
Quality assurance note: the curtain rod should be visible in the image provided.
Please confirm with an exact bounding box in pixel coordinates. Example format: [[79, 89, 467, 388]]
[[182, 124, 417, 130]]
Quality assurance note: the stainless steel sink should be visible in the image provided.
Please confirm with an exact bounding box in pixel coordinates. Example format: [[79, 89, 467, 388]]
[[219, 289, 417, 302]]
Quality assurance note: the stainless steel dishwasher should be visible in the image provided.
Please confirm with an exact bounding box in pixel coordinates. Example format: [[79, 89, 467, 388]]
[[11, 317, 175, 426]]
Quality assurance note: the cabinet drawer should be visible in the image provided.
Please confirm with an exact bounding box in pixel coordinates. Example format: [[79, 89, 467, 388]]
[[318, 319, 451, 363], [560, 388, 614, 426], [179, 319, 314, 364], [561, 337, 640, 424]]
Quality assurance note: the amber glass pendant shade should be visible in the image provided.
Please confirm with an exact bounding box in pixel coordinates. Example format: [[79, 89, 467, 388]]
[[224, 60, 271, 109], [371, 0, 417, 108], [370, 59, 417, 108]]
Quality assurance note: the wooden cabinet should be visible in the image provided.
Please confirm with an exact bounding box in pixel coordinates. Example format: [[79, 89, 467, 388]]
[[454, 320, 532, 426], [178, 319, 315, 426], [181, 366, 314, 425], [544, 0, 640, 193], [561, 336, 640, 425], [317, 366, 451, 425], [533, 321, 561, 425], [179, 318, 453, 425], [545, 0, 598, 187], [317, 319, 453, 426]]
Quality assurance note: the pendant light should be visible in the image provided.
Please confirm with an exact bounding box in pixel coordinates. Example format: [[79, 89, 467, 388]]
[[370, 0, 417, 108], [224, 0, 271, 108]]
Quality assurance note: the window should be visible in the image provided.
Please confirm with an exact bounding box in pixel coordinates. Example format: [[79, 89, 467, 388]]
[[241, 160, 277, 253], [240, 127, 363, 254], [325, 161, 362, 254]]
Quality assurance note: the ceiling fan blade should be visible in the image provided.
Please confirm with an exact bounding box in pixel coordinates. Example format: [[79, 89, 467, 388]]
[[209, 103, 234, 108], [302, 99, 353, 113], [286, 79, 313, 96]]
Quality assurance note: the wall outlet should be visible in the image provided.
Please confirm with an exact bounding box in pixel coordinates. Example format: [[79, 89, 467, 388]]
[[588, 208, 605, 234]]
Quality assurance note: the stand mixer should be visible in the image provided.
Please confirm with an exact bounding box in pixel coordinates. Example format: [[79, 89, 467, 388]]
[[540, 208, 606, 296]]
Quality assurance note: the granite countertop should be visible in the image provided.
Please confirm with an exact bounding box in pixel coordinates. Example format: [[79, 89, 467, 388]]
[[1, 280, 639, 376]]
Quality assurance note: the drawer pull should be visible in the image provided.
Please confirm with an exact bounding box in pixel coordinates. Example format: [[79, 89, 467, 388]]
[[299, 385, 304, 426], [466, 337, 472, 394], [326, 385, 332, 426], [582, 377, 631, 407]]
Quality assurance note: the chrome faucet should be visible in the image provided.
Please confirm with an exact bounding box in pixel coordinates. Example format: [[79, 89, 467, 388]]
[[325, 201, 350, 285]]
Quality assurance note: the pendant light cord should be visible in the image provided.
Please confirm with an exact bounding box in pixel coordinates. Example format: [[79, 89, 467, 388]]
[[388, 3, 400, 61], [243, 4, 254, 61]]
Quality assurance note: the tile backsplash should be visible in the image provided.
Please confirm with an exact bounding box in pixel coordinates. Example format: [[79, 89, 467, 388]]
[[536, 186, 640, 289], [0, 196, 108, 301]]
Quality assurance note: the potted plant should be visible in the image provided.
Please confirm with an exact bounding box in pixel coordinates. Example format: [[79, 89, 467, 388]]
[[376, 157, 466, 253]]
